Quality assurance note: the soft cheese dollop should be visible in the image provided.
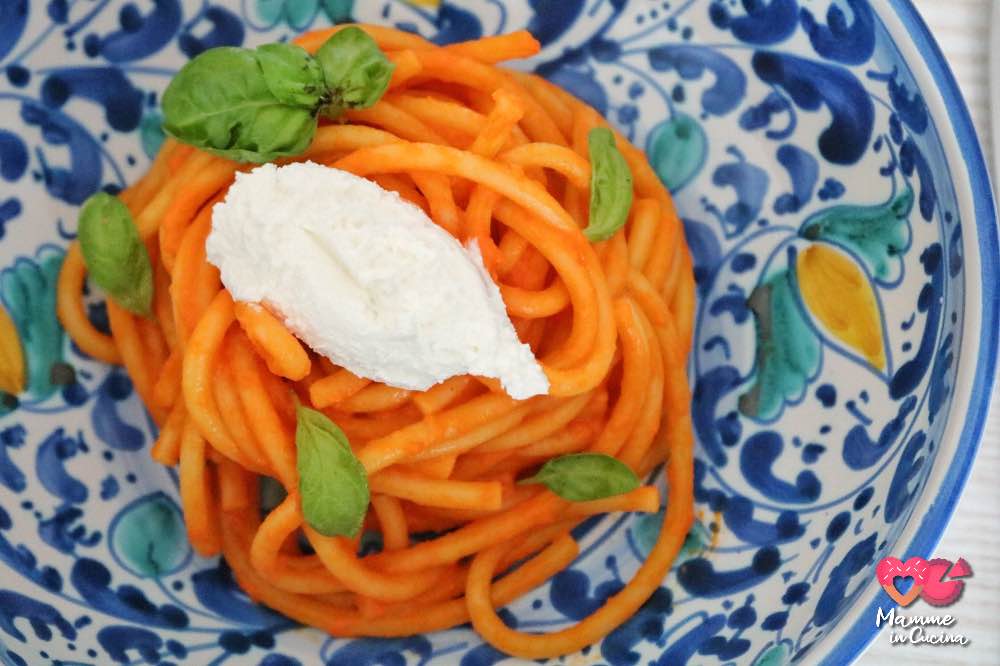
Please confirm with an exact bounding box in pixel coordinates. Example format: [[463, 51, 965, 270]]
[[207, 162, 549, 399]]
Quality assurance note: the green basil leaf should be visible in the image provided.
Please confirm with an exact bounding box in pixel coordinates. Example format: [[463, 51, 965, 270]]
[[584, 127, 634, 242], [296, 405, 369, 537], [162, 47, 318, 163], [77, 192, 153, 316], [160, 32, 393, 162], [255, 43, 326, 109], [315, 27, 395, 114], [518, 453, 640, 501]]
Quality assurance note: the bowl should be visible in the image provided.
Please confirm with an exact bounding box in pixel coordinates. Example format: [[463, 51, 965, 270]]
[[0, 1, 996, 664]]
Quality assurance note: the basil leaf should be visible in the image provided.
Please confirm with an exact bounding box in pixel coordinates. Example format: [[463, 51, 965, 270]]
[[256, 43, 326, 109], [77, 192, 153, 316], [315, 27, 395, 114], [162, 47, 318, 163], [584, 127, 634, 242], [296, 405, 369, 538], [519, 453, 639, 501], [160, 31, 394, 163]]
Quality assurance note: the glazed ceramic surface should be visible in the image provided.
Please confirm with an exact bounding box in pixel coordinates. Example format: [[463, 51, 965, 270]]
[[0, 1, 995, 665]]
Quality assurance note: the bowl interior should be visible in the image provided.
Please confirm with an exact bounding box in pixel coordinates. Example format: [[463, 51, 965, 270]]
[[0, 1, 993, 665]]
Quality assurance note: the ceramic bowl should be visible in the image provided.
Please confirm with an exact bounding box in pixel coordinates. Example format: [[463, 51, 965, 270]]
[[0, 1, 996, 664]]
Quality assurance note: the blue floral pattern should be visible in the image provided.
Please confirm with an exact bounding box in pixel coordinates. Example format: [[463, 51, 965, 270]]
[[0, 1, 991, 664]]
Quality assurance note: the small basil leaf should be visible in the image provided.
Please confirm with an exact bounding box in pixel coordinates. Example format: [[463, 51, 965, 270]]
[[584, 127, 634, 242], [255, 43, 326, 109], [315, 27, 395, 114], [77, 192, 153, 316], [162, 47, 318, 163], [518, 453, 639, 501], [296, 405, 369, 538]]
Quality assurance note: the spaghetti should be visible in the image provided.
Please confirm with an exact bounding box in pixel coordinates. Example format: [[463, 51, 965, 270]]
[[57, 25, 697, 659]]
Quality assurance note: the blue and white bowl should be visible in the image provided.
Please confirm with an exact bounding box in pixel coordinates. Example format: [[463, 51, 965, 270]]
[[0, 1, 996, 664]]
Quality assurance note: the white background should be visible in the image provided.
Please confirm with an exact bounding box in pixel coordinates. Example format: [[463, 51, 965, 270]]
[[862, 1, 1000, 663]]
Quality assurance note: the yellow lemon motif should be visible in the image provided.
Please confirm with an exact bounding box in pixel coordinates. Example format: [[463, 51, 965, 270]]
[[404, 0, 440, 7], [797, 244, 886, 372], [0, 305, 25, 396]]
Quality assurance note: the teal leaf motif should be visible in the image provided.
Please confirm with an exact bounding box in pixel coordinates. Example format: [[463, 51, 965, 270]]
[[753, 642, 791, 666], [799, 186, 913, 284], [139, 113, 166, 159], [255, 0, 321, 29], [647, 112, 707, 192], [679, 519, 713, 560], [631, 510, 663, 557], [631, 512, 711, 561], [739, 265, 821, 421], [321, 0, 353, 22], [110, 492, 191, 577], [0, 246, 66, 402]]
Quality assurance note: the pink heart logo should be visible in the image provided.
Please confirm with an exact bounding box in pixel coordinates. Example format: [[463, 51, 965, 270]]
[[876, 557, 929, 607]]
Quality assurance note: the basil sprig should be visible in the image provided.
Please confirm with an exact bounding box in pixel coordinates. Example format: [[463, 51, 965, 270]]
[[519, 453, 640, 501], [584, 127, 634, 242], [296, 405, 369, 538], [162, 27, 394, 163], [77, 192, 153, 316]]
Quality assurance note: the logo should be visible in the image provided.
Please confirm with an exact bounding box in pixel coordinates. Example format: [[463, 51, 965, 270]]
[[876, 556, 973, 607], [875, 556, 974, 647]]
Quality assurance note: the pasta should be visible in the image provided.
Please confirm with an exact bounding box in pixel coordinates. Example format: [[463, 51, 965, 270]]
[[57, 25, 696, 659]]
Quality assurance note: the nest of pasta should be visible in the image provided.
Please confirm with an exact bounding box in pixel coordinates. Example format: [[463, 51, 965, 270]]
[[57, 25, 696, 659]]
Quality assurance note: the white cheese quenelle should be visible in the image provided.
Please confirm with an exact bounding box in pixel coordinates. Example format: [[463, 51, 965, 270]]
[[206, 161, 549, 400]]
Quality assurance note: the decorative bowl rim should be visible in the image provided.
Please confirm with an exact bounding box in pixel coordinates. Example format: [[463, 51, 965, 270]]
[[0, 2, 996, 664], [818, 1, 999, 663]]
